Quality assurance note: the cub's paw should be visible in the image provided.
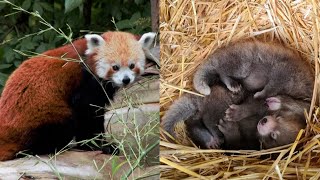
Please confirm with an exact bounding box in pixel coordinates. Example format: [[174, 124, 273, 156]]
[[218, 119, 236, 133], [226, 80, 242, 93], [205, 134, 224, 149], [225, 104, 242, 121], [253, 89, 267, 99]]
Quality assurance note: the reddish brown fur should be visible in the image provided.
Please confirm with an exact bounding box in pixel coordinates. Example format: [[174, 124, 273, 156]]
[[0, 31, 146, 161], [0, 39, 87, 161], [106, 69, 114, 79], [133, 67, 140, 75], [86, 52, 97, 72], [93, 32, 142, 65], [121, 61, 129, 66]]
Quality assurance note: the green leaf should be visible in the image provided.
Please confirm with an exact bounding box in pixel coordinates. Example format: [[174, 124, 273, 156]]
[[44, 31, 55, 42], [111, 156, 126, 176], [130, 12, 141, 22], [20, 39, 38, 50], [32, 35, 43, 42], [13, 61, 22, 68], [116, 19, 133, 30], [4, 48, 15, 63], [35, 43, 48, 53], [134, 0, 144, 5], [0, 47, 3, 60], [0, 73, 9, 86], [39, 2, 54, 12], [22, 0, 32, 10], [0, 64, 12, 70], [33, 3, 43, 15], [111, 156, 119, 174], [65, 0, 84, 13], [0, 3, 5, 11]]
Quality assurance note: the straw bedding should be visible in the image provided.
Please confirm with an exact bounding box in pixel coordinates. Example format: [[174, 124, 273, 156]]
[[159, 0, 320, 179]]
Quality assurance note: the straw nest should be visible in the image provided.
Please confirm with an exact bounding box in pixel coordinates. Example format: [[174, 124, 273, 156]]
[[159, 0, 320, 179]]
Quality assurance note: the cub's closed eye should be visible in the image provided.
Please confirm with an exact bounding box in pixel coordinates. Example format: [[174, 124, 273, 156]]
[[270, 132, 278, 140], [129, 64, 135, 69], [112, 65, 120, 71]]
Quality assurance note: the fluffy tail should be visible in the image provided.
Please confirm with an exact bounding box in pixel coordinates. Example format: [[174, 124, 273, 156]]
[[161, 94, 203, 139], [193, 60, 219, 95]]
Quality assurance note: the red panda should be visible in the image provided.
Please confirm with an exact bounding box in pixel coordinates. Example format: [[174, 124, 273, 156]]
[[0, 31, 156, 161]]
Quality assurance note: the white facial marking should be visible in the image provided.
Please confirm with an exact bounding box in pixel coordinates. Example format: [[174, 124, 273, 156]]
[[95, 60, 110, 79], [136, 60, 145, 75], [112, 67, 135, 86]]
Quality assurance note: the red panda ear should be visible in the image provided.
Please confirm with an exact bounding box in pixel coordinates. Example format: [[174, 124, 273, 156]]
[[139, 32, 156, 50], [139, 32, 159, 65], [85, 34, 105, 55]]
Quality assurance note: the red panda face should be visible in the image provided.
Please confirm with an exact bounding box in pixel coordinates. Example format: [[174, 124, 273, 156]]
[[84, 31, 156, 86]]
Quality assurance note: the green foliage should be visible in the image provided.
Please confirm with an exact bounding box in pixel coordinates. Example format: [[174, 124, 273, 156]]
[[0, 0, 152, 92], [64, 0, 84, 13]]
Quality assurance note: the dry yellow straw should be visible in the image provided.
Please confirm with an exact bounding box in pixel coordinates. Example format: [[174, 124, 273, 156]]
[[160, 0, 320, 179]]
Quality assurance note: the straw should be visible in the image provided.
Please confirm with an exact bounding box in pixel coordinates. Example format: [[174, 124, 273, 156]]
[[160, 0, 320, 179]]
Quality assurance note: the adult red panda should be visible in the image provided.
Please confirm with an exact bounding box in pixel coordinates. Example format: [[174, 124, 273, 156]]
[[0, 31, 156, 161]]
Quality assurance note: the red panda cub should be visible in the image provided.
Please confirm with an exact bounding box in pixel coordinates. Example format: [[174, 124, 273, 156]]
[[0, 31, 156, 161]]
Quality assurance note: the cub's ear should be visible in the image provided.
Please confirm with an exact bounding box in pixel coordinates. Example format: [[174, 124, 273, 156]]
[[85, 34, 105, 55], [266, 97, 281, 111], [139, 32, 156, 50]]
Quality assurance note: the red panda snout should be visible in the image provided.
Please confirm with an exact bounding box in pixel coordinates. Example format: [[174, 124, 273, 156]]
[[111, 66, 137, 86]]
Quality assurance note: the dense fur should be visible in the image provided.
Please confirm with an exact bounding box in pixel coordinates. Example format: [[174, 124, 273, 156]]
[[0, 31, 156, 161], [186, 84, 247, 149], [258, 97, 309, 149], [162, 82, 249, 149], [0, 46, 83, 160], [217, 95, 266, 150], [162, 83, 310, 150], [71, 66, 117, 152], [193, 40, 314, 100], [163, 40, 313, 150], [220, 95, 309, 149]]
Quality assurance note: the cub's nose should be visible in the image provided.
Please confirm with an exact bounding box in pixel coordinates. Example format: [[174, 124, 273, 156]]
[[122, 76, 130, 85], [260, 117, 268, 125]]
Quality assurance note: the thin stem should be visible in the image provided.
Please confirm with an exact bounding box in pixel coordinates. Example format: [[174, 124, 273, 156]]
[[122, 140, 159, 179]]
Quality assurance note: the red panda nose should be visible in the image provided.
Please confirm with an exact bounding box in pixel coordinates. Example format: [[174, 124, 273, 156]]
[[122, 77, 130, 85]]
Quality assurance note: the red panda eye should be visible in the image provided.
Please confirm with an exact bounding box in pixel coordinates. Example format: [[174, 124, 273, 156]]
[[129, 64, 135, 69], [112, 65, 120, 71]]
